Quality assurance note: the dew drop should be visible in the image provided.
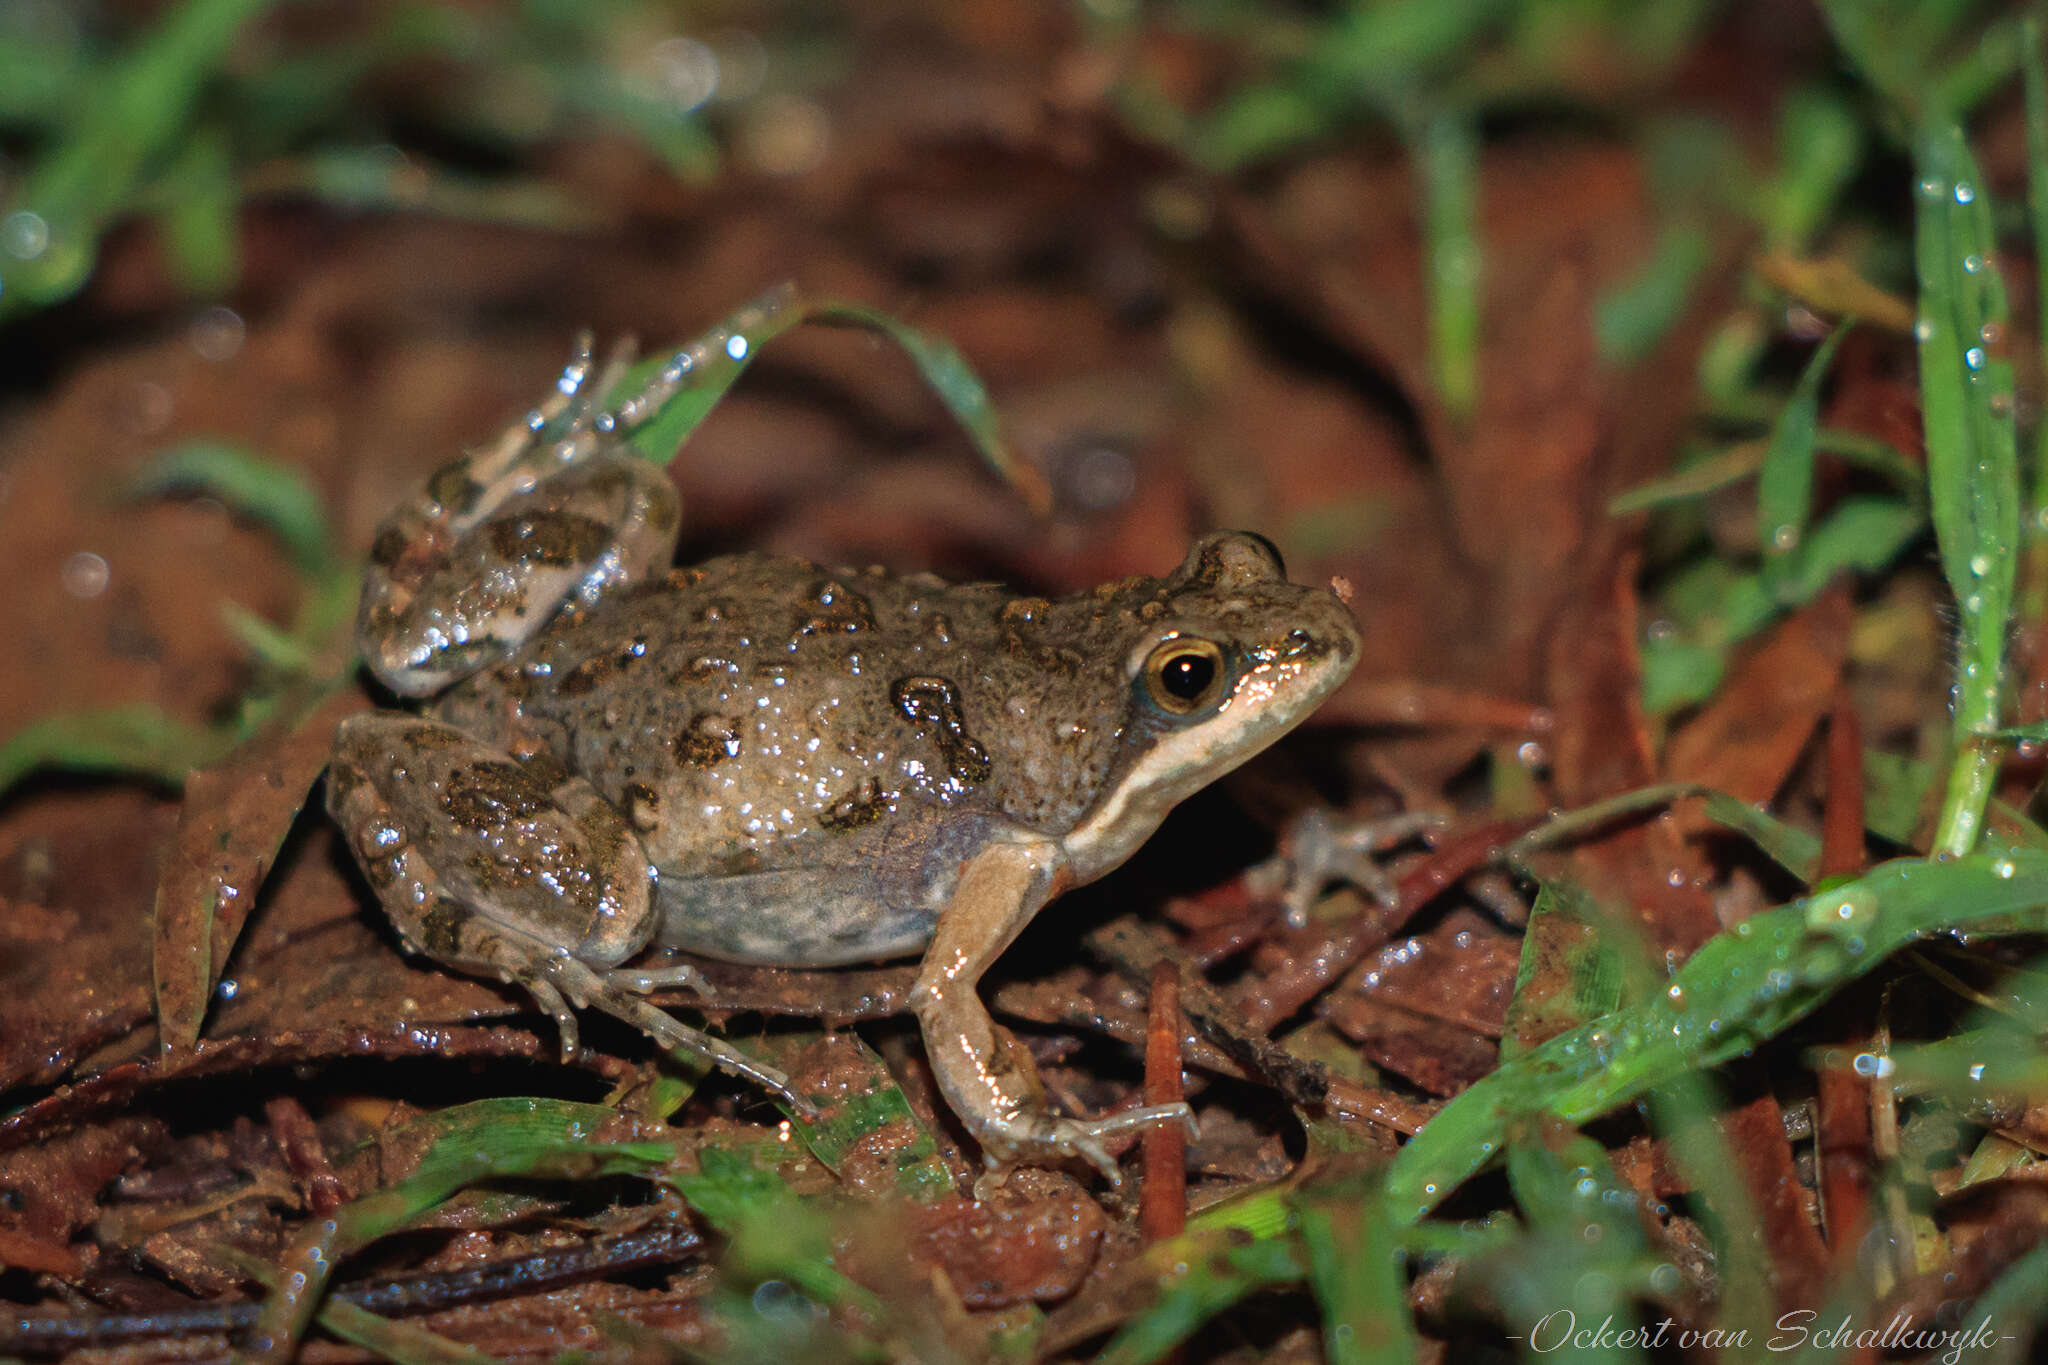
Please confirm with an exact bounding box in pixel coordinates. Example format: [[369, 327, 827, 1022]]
[[1954, 182, 1976, 204]]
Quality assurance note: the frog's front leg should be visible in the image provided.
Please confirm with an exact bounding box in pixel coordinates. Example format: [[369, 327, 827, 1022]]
[[328, 712, 804, 1109], [910, 839, 1197, 1185], [358, 339, 682, 698]]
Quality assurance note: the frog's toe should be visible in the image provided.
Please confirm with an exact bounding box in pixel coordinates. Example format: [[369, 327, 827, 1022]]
[[523, 973, 582, 1060], [614, 959, 714, 999]]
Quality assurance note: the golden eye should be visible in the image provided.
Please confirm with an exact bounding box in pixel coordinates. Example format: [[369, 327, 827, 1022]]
[[1143, 637, 1226, 714]]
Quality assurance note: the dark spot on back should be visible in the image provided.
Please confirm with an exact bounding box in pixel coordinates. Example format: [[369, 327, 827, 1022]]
[[819, 777, 891, 831], [485, 511, 613, 568], [890, 675, 990, 787], [673, 712, 741, 768]]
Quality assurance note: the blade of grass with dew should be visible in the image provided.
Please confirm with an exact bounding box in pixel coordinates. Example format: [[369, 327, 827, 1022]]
[[1381, 849, 2048, 1225], [245, 1099, 678, 1364], [1913, 119, 2020, 857], [1759, 325, 1848, 598], [1418, 107, 1479, 419], [1861, 747, 2048, 855], [0, 0, 275, 321]]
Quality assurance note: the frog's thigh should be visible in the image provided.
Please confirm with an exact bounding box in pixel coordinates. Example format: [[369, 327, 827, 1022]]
[[329, 712, 656, 971], [360, 452, 681, 697], [327, 714, 803, 1104]]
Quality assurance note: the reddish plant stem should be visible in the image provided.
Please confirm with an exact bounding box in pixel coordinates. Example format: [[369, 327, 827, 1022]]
[[1140, 962, 1187, 1244]]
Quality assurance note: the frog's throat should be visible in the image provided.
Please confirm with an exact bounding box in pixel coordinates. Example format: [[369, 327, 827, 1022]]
[[1057, 651, 1351, 884]]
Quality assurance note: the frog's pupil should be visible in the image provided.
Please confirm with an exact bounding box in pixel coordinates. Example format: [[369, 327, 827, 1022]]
[[1161, 652, 1215, 701]]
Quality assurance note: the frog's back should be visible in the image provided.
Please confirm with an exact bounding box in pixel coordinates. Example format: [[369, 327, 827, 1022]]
[[432, 552, 1135, 961]]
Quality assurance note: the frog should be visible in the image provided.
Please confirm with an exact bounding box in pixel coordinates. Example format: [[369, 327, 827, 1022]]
[[326, 325, 1363, 1181]]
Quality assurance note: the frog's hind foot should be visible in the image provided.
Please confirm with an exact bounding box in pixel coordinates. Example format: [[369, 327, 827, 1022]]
[[534, 955, 815, 1117]]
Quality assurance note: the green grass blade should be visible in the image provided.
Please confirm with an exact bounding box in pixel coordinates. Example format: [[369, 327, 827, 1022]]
[[1596, 222, 1707, 365], [1296, 1178, 1418, 1365], [1097, 1234, 1306, 1365], [0, 0, 274, 319], [615, 286, 1045, 513], [130, 440, 337, 576], [1418, 108, 1480, 419], [1640, 495, 1924, 714], [1758, 325, 1847, 597], [246, 1099, 674, 1362], [0, 704, 234, 796], [1759, 86, 1864, 251], [1382, 850, 2048, 1225], [809, 299, 1048, 513], [1913, 120, 2020, 856]]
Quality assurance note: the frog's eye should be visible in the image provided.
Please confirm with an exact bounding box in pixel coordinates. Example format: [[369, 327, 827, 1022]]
[[1143, 637, 1227, 715]]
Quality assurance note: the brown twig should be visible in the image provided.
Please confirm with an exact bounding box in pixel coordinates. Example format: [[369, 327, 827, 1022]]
[[0, 1223, 703, 1355]]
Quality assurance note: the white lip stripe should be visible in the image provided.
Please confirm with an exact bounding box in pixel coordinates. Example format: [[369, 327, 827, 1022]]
[[1058, 652, 1347, 881]]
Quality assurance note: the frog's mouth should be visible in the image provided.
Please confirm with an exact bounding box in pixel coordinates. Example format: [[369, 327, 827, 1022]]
[[1058, 643, 1355, 883]]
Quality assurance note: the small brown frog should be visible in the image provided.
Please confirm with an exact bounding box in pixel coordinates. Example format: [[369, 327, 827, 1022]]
[[328, 329, 1361, 1179]]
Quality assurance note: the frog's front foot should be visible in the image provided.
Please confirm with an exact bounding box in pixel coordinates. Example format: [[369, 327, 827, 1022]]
[[1253, 806, 1447, 928], [984, 1102, 1200, 1188]]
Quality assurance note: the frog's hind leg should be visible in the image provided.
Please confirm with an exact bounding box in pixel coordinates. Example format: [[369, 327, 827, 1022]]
[[357, 337, 682, 699], [328, 712, 804, 1110]]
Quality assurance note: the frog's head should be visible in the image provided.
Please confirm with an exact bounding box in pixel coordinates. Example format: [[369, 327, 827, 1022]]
[[1060, 530, 1361, 880]]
